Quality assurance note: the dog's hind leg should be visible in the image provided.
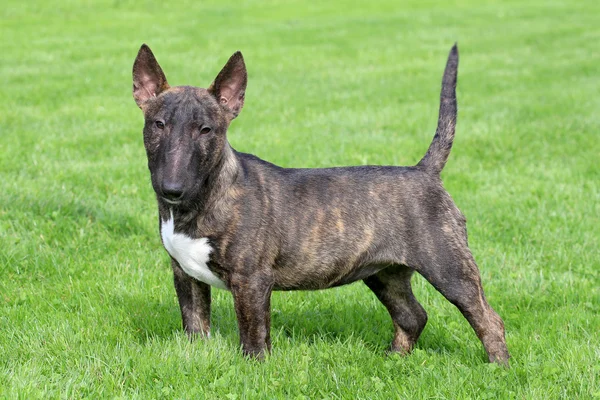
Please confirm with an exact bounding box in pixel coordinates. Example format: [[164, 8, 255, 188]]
[[364, 265, 428, 354], [417, 249, 510, 364]]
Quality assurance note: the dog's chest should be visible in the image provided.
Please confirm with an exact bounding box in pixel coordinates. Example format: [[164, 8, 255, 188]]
[[160, 215, 228, 290]]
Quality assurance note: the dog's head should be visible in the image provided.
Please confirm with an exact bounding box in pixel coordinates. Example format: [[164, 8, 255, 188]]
[[132, 44, 246, 207]]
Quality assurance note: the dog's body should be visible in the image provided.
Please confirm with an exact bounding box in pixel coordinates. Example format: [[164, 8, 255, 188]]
[[132, 44, 510, 364]]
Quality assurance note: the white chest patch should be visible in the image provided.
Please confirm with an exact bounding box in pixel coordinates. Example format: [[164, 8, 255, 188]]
[[160, 211, 228, 290]]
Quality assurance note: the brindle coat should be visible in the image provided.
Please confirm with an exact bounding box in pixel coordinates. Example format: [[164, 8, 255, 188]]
[[132, 44, 510, 364]]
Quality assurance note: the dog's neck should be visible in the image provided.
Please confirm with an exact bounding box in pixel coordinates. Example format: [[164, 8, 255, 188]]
[[203, 142, 241, 210]]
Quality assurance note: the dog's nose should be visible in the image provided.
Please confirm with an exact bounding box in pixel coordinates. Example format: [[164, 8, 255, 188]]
[[161, 181, 185, 201]]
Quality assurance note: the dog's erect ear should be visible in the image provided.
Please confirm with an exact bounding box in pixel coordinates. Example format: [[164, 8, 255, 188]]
[[132, 44, 170, 108], [208, 51, 247, 118]]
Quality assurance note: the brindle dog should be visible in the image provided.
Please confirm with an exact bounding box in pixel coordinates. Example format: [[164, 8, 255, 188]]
[[132, 44, 510, 364]]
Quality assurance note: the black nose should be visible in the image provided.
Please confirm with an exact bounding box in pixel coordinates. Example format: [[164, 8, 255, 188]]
[[161, 181, 184, 201]]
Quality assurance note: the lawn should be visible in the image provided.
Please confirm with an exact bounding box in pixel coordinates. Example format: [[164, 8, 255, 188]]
[[1, 0, 599, 398]]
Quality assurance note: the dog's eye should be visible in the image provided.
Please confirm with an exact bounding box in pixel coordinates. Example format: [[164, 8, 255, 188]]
[[155, 120, 165, 129], [200, 126, 212, 134]]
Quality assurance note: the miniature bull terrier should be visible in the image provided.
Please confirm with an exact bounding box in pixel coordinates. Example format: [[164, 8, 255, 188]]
[[132, 44, 510, 364]]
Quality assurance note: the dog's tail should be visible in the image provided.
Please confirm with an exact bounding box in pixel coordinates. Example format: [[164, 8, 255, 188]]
[[417, 44, 459, 175]]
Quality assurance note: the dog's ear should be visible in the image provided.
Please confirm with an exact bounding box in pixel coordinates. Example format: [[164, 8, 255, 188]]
[[208, 51, 247, 119], [132, 44, 170, 108]]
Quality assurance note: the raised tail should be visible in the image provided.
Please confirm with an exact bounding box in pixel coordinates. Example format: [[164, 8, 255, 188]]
[[417, 44, 459, 174]]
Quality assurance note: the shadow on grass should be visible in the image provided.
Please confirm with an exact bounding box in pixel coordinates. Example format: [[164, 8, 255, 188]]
[[119, 293, 186, 343], [118, 290, 461, 359], [117, 292, 239, 345], [271, 302, 465, 358]]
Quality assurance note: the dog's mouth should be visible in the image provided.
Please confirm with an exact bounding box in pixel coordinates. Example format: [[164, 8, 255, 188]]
[[161, 196, 182, 205]]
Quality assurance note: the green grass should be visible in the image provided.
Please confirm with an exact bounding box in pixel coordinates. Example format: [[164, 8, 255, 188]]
[[1, 0, 599, 398]]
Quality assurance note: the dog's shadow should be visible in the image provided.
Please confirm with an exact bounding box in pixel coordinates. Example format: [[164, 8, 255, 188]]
[[120, 287, 460, 357]]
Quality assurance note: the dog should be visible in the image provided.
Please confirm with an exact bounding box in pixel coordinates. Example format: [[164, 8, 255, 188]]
[[132, 43, 510, 364]]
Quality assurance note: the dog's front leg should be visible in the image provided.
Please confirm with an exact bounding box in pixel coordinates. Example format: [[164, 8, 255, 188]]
[[230, 271, 273, 359], [171, 258, 211, 338]]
